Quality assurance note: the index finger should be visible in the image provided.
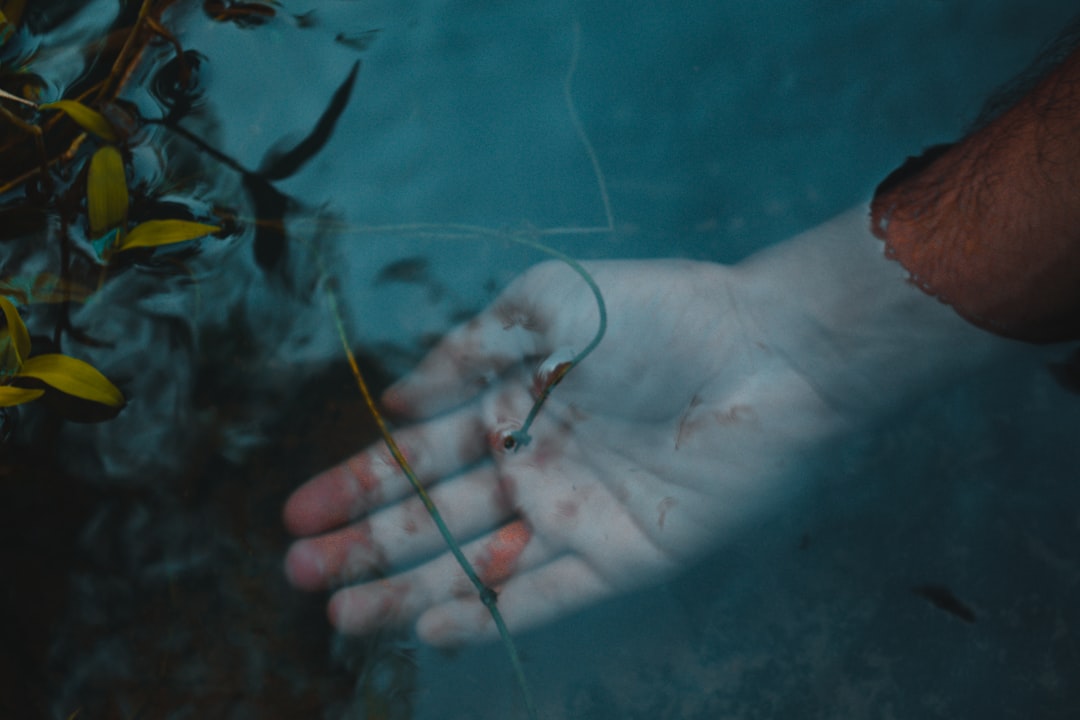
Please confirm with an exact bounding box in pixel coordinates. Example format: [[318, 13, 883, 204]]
[[283, 402, 488, 537], [383, 286, 555, 419]]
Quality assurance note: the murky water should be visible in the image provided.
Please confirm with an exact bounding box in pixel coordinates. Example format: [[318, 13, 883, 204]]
[[3, 1, 1079, 718]]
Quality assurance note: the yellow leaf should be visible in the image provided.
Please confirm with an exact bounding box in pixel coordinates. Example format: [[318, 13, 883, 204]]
[[19, 353, 124, 407], [116, 220, 220, 251], [87, 145, 128, 237], [40, 100, 119, 143], [0, 385, 44, 407], [0, 295, 31, 370]]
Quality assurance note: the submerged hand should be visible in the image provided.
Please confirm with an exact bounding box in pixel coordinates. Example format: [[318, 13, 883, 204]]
[[283, 250, 848, 646]]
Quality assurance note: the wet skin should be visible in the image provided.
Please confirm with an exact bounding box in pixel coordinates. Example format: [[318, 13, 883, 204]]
[[282, 207, 1000, 646]]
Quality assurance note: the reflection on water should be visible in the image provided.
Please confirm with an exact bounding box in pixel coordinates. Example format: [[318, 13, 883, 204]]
[[2, 1, 1079, 718]]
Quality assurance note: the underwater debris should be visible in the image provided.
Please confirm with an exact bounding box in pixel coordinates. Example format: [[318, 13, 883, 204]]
[[203, 0, 276, 27], [374, 257, 431, 286], [1048, 345, 1080, 394], [334, 29, 381, 53], [912, 583, 977, 623]]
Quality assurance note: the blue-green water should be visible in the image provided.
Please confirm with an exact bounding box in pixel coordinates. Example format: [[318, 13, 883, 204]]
[[9, 1, 1079, 718]]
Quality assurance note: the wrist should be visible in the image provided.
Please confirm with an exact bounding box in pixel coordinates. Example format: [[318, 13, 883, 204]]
[[735, 204, 1011, 422]]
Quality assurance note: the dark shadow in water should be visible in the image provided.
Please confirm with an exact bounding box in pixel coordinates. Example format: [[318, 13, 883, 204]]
[[1, 353, 400, 718]]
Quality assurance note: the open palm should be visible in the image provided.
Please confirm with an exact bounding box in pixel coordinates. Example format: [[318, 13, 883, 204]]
[[283, 255, 842, 646]]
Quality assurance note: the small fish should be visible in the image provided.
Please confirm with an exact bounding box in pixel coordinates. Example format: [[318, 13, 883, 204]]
[[335, 29, 381, 52], [204, 0, 276, 27], [375, 257, 430, 285], [912, 583, 976, 623]]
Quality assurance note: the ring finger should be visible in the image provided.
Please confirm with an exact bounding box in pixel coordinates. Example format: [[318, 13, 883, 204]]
[[285, 460, 522, 589]]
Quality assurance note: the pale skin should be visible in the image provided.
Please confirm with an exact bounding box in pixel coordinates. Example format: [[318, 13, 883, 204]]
[[283, 204, 1008, 646]]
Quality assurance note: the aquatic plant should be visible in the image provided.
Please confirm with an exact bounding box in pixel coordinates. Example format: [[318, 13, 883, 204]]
[[1, 2, 610, 717], [0, 294, 122, 408], [0, 0, 224, 426]]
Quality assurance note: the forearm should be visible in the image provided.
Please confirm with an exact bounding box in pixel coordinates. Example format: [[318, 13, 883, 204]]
[[870, 46, 1080, 343], [734, 205, 1017, 421]]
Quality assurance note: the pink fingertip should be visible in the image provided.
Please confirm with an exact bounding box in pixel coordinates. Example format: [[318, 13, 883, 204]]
[[282, 479, 337, 536], [329, 585, 405, 634], [284, 542, 326, 590], [416, 611, 460, 647], [283, 461, 377, 537], [282, 488, 314, 536], [380, 384, 412, 416], [417, 603, 496, 647], [328, 589, 372, 634]]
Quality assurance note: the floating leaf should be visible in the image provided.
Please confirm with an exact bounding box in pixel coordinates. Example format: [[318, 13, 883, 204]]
[[87, 145, 128, 237], [19, 353, 124, 407], [0, 295, 30, 370], [116, 219, 219, 251], [0, 385, 43, 407], [39, 100, 118, 142]]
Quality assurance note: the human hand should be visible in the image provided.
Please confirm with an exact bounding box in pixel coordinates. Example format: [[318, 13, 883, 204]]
[[283, 251, 848, 646]]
